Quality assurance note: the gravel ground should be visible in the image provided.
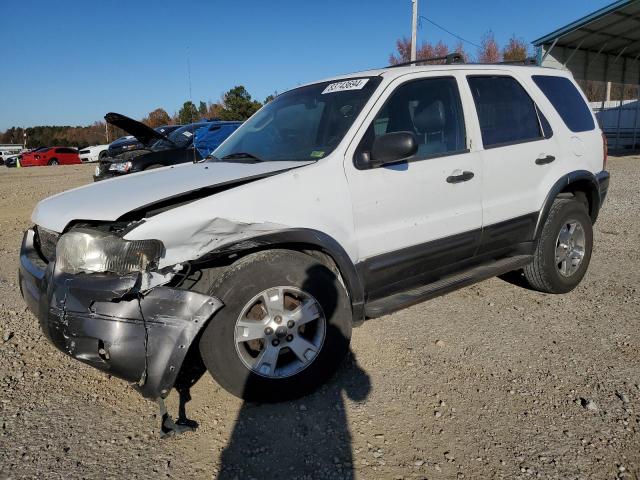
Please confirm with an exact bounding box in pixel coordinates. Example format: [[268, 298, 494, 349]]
[[0, 158, 638, 480]]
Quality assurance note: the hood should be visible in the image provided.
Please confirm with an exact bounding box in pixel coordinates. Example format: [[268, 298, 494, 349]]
[[105, 112, 169, 146], [32, 161, 314, 232]]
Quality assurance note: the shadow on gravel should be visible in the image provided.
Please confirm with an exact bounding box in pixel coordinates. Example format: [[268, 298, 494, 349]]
[[498, 269, 537, 291], [216, 265, 370, 480]]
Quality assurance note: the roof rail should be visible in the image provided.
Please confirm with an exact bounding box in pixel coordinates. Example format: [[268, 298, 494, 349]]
[[497, 57, 538, 65], [387, 52, 464, 68]]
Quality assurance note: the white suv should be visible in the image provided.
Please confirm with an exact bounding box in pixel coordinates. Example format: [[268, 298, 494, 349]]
[[19, 63, 609, 408]]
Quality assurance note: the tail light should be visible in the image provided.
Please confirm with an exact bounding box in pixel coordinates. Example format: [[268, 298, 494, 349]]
[[602, 132, 608, 170]]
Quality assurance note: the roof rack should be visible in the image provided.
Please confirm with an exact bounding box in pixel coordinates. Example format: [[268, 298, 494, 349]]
[[387, 53, 464, 68], [386, 54, 540, 69], [497, 57, 538, 65]]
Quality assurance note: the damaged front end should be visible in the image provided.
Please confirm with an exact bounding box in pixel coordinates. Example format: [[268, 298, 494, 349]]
[[19, 227, 222, 399]]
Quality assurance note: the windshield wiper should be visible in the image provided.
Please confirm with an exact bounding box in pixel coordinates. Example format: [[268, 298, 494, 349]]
[[220, 152, 264, 163]]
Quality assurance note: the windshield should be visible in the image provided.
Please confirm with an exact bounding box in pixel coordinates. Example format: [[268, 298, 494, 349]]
[[152, 123, 207, 150], [212, 76, 381, 162]]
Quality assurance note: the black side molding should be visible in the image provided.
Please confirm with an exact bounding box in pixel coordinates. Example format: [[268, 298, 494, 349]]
[[534, 170, 604, 239], [365, 255, 533, 318]]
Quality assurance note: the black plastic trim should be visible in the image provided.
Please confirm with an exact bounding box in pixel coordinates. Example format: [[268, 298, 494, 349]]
[[365, 254, 533, 318], [357, 228, 481, 301], [476, 212, 538, 255], [534, 170, 603, 239], [199, 228, 366, 326]]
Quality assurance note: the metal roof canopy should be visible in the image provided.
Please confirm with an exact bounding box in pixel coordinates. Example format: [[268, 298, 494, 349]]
[[533, 0, 640, 85]]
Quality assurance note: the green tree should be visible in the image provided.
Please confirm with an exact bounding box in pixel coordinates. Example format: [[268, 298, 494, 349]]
[[178, 101, 199, 124], [219, 86, 262, 120], [264, 91, 278, 104], [198, 101, 208, 117]]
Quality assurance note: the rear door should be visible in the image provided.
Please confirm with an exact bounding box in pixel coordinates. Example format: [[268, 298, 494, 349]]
[[344, 72, 483, 299], [463, 72, 559, 254]]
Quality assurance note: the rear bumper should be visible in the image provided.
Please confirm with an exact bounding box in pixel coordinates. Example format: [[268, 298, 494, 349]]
[[19, 229, 222, 398]]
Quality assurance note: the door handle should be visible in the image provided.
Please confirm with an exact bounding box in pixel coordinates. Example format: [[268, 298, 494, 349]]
[[535, 155, 556, 165], [446, 170, 474, 184]]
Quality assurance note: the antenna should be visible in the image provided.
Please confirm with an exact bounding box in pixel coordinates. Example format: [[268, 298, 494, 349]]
[[186, 45, 199, 164], [186, 47, 193, 118]]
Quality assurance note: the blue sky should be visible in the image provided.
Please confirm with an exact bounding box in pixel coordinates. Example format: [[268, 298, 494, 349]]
[[0, 0, 612, 130]]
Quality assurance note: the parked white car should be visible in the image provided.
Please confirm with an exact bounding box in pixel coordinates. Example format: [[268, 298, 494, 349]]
[[19, 61, 609, 417], [78, 144, 109, 163]]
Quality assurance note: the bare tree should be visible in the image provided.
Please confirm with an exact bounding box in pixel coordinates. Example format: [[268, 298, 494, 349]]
[[503, 35, 529, 62], [389, 37, 450, 65], [142, 108, 171, 128], [478, 31, 501, 63], [453, 41, 470, 63]]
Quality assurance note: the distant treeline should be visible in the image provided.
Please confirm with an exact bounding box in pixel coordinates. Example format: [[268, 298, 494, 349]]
[[0, 123, 126, 149], [0, 85, 272, 149]]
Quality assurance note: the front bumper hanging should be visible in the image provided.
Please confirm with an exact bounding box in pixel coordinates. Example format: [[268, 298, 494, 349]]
[[19, 228, 223, 399]]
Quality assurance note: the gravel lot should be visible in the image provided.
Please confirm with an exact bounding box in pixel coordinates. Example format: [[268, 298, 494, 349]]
[[0, 158, 638, 479]]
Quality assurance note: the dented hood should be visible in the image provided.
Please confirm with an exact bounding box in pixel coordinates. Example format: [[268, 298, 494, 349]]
[[32, 161, 314, 232]]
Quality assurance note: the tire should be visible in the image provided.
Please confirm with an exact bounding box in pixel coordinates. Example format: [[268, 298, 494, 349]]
[[98, 150, 108, 161], [144, 163, 164, 170], [198, 249, 352, 402], [48, 158, 59, 166], [524, 198, 593, 293]]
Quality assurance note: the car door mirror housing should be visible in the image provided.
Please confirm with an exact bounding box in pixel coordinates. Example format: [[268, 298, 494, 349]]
[[358, 131, 418, 169]]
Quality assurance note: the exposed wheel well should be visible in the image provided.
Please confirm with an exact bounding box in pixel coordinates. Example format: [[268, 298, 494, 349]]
[[558, 180, 599, 221], [179, 242, 362, 324]]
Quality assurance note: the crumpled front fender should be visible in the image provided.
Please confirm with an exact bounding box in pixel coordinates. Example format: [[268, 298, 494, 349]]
[[19, 229, 223, 399]]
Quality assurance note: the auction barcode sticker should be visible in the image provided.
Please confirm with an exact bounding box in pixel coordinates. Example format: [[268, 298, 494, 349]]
[[322, 78, 369, 94]]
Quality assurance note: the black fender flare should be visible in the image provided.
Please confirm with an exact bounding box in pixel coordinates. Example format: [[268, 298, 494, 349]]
[[203, 228, 366, 326], [534, 170, 601, 239]]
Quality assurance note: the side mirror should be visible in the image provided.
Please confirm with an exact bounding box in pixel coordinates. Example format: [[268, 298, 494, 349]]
[[357, 131, 417, 169]]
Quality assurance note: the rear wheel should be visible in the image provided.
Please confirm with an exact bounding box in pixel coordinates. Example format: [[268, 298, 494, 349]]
[[524, 198, 593, 293], [198, 250, 352, 402], [48, 158, 59, 166]]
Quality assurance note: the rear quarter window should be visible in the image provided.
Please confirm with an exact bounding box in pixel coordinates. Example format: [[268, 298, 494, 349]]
[[532, 75, 595, 133]]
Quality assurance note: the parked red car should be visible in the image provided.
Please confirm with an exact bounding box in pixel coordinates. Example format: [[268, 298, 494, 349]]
[[20, 147, 81, 167]]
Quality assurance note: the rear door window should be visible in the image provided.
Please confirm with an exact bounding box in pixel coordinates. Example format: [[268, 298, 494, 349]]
[[532, 75, 595, 132], [467, 75, 546, 148]]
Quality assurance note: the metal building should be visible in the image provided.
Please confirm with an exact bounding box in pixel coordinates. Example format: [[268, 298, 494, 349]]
[[533, 0, 640, 151]]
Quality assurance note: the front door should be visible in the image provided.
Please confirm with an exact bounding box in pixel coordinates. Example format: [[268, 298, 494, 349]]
[[345, 74, 483, 299]]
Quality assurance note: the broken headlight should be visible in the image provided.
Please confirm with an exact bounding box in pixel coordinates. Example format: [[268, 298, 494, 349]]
[[56, 228, 164, 275], [109, 161, 132, 173]]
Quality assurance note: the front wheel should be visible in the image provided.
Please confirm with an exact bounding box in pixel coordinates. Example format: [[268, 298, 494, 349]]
[[198, 250, 352, 402], [524, 198, 593, 293]]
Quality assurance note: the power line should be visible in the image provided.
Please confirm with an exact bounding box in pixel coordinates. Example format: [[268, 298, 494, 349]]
[[418, 15, 482, 49]]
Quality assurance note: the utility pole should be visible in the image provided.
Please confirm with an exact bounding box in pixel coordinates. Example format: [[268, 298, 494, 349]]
[[105, 122, 109, 143], [411, 0, 418, 63]]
